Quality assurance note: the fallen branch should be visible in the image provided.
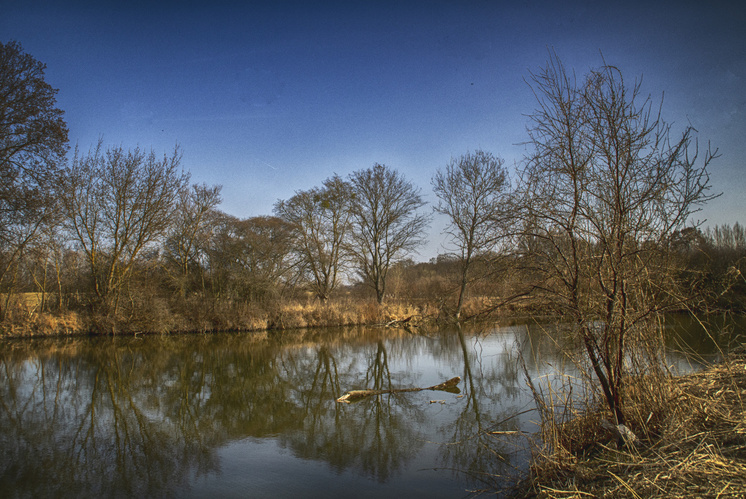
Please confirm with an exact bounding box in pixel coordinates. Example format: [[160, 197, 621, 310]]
[[336, 376, 461, 403], [383, 315, 414, 327]]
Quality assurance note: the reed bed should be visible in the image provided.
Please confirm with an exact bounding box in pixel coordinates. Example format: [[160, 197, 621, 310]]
[[519, 349, 746, 498], [0, 296, 442, 337]]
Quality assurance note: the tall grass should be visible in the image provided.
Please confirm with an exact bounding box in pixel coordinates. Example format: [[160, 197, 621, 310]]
[[516, 322, 746, 498], [0, 292, 442, 337]]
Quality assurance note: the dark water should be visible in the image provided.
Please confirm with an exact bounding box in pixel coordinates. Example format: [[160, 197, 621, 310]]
[[0, 318, 739, 498], [0, 325, 545, 498]]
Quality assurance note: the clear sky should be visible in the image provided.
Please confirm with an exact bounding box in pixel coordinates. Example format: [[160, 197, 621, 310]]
[[3, 0, 745, 260]]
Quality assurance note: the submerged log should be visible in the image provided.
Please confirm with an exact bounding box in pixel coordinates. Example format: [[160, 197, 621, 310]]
[[336, 376, 461, 403]]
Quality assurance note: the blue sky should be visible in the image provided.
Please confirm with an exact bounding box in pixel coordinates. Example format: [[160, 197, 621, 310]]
[[3, 1, 745, 259]]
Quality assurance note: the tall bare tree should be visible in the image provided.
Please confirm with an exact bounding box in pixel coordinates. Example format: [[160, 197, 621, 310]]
[[0, 41, 68, 312], [274, 175, 352, 302], [61, 141, 189, 315], [348, 164, 430, 304], [519, 52, 718, 425], [432, 150, 512, 318], [0, 41, 67, 197]]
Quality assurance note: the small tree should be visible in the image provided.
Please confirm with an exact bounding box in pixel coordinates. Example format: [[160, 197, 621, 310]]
[[61, 141, 189, 315], [164, 183, 222, 298], [348, 164, 430, 304], [519, 52, 717, 425], [432, 150, 512, 318], [274, 175, 352, 302], [204, 213, 294, 302]]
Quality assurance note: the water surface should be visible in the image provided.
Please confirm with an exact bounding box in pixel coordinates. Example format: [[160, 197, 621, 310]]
[[0, 325, 541, 498], [1, 317, 733, 498]]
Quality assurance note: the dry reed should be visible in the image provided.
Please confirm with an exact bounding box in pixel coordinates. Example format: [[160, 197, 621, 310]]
[[0, 296, 441, 337], [519, 349, 746, 498]]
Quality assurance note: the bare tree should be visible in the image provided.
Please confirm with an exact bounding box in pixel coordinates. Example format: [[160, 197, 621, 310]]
[[0, 41, 68, 312], [20, 224, 62, 313], [432, 150, 512, 318], [348, 164, 430, 304], [163, 183, 222, 298], [0, 41, 67, 194], [61, 141, 189, 315], [274, 175, 352, 302], [519, 52, 718, 425], [205, 213, 294, 301]]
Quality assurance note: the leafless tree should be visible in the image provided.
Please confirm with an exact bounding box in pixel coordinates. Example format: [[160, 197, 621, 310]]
[[205, 213, 294, 301], [0, 41, 68, 312], [432, 150, 512, 318], [706, 222, 746, 253], [0, 41, 67, 194], [60, 141, 189, 315], [163, 183, 222, 298], [348, 164, 430, 304], [19, 224, 64, 312], [274, 175, 352, 302], [518, 52, 718, 425]]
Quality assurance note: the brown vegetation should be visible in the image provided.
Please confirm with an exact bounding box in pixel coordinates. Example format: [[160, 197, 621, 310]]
[[505, 51, 744, 499], [0, 291, 444, 338], [516, 349, 746, 498], [1, 43, 742, 343]]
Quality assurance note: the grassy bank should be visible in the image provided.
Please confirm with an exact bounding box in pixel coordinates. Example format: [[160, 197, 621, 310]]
[[517, 349, 746, 498], [0, 288, 538, 338], [0, 295, 459, 338]]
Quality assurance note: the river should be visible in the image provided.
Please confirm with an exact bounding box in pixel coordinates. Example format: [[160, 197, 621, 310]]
[[0, 319, 734, 498]]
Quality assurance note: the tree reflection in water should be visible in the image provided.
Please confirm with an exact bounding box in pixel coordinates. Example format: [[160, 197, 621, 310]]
[[0, 339, 221, 497], [436, 327, 527, 492], [0, 325, 541, 497]]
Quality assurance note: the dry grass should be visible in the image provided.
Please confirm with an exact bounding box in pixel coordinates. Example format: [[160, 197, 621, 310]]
[[265, 300, 438, 330], [519, 350, 746, 498], [0, 295, 441, 337], [0, 293, 85, 337]]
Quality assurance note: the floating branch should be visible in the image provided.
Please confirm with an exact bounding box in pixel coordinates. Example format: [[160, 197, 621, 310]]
[[336, 376, 461, 403], [383, 315, 414, 327]]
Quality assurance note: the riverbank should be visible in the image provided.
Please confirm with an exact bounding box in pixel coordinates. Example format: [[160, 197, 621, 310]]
[[0, 301, 420, 338], [516, 349, 746, 498], [0, 296, 495, 338], [0, 289, 544, 338]]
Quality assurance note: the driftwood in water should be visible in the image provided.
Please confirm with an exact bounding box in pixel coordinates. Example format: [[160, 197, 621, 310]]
[[336, 376, 461, 403], [383, 315, 415, 327]]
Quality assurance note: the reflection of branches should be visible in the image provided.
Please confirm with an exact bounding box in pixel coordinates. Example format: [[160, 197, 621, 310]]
[[275, 344, 355, 471], [0, 342, 221, 497], [310, 347, 341, 403], [0, 326, 549, 496], [356, 340, 421, 482], [439, 328, 526, 492], [459, 329, 482, 422], [365, 340, 393, 392], [278, 337, 427, 483], [71, 363, 99, 466], [306, 346, 341, 420]]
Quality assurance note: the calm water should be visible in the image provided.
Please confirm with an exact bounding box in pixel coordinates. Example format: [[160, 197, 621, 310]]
[[0, 319, 737, 498]]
